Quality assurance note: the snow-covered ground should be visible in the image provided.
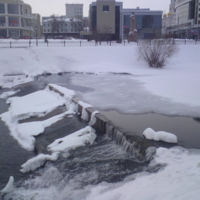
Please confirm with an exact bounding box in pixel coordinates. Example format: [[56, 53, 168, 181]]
[[1, 41, 200, 199]]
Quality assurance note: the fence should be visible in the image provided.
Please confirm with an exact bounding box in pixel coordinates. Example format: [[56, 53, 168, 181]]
[[0, 39, 199, 48]]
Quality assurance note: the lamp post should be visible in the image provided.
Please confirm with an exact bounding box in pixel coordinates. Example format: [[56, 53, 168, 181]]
[[29, 23, 31, 43], [35, 27, 38, 46], [109, 28, 112, 46]]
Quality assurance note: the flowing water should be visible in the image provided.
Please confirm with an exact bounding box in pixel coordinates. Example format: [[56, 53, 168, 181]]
[[0, 74, 199, 199]]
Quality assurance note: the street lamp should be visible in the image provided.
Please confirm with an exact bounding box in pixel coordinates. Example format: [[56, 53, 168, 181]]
[[109, 28, 112, 46], [35, 27, 38, 46], [29, 23, 31, 43]]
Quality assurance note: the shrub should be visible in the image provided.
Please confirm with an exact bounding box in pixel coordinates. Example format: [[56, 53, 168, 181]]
[[138, 39, 178, 68]]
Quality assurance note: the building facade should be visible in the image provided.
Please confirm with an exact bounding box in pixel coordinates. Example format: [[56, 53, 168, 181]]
[[89, 0, 122, 40], [65, 4, 83, 19], [123, 8, 162, 39], [89, 0, 162, 40], [0, 0, 41, 38], [42, 16, 82, 38], [164, 0, 200, 38]]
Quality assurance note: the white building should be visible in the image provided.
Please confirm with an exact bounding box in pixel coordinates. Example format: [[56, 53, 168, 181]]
[[42, 16, 82, 38], [65, 4, 83, 19]]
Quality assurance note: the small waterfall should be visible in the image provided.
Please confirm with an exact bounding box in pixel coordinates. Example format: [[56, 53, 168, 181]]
[[106, 123, 156, 160]]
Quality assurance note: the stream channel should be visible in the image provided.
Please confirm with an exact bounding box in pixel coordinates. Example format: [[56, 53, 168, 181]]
[[0, 73, 199, 199]]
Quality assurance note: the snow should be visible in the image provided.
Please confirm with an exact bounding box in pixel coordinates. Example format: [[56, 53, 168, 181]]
[[89, 111, 99, 126], [1, 176, 14, 194], [85, 147, 200, 200], [143, 127, 178, 143], [48, 84, 75, 100], [0, 85, 77, 150], [78, 100, 92, 121], [0, 43, 200, 113], [1, 41, 200, 199], [0, 90, 19, 98], [48, 126, 96, 153], [20, 153, 59, 173], [5, 88, 66, 122]]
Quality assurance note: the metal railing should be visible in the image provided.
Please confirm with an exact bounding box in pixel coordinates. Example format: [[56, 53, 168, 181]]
[[0, 39, 199, 48]]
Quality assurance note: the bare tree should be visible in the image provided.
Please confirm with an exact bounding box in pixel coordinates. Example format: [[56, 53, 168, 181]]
[[137, 39, 178, 68], [50, 15, 65, 33], [92, 26, 112, 43]]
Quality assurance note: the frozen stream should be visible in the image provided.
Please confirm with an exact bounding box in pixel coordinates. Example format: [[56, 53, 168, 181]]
[[0, 74, 200, 199]]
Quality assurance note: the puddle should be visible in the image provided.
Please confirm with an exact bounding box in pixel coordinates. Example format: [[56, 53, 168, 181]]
[[100, 110, 200, 149]]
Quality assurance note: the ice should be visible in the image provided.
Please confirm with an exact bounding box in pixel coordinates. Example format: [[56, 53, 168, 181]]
[[143, 127, 178, 143], [5, 87, 66, 122], [20, 153, 59, 173], [1, 176, 14, 194], [0, 45, 200, 117], [48, 84, 75, 100], [78, 100, 92, 121], [0, 90, 20, 98], [48, 126, 96, 153], [89, 111, 99, 126], [0, 85, 76, 150]]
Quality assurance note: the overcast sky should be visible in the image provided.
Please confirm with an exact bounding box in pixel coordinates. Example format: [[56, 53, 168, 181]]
[[24, 0, 170, 17]]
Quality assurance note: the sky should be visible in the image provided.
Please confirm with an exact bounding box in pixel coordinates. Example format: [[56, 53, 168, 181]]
[[23, 0, 170, 17]]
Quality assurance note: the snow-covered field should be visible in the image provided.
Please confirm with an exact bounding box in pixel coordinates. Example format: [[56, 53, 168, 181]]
[[1, 41, 200, 199]]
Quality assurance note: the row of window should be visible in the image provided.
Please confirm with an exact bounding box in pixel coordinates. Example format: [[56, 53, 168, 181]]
[[43, 23, 82, 27], [74, 8, 82, 10], [43, 29, 81, 33], [0, 17, 31, 27], [0, 3, 30, 15], [0, 29, 19, 37]]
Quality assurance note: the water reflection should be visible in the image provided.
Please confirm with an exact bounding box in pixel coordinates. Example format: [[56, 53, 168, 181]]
[[100, 110, 200, 149]]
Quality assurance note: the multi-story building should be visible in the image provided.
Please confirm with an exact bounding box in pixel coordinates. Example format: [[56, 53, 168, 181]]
[[0, 0, 41, 38], [164, 0, 200, 39], [65, 4, 83, 19], [42, 16, 82, 38], [89, 0, 163, 40], [123, 8, 162, 39]]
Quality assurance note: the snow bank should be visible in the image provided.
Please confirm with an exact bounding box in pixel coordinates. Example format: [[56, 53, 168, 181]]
[[89, 111, 99, 126], [85, 147, 200, 200], [0, 45, 200, 115], [5, 87, 66, 122], [143, 128, 178, 143], [48, 126, 96, 153], [0, 85, 77, 150], [78, 101, 92, 121], [0, 90, 19, 99], [1, 176, 14, 194], [20, 153, 59, 173], [48, 84, 75, 100]]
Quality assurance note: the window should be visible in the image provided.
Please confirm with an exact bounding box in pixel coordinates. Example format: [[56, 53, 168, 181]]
[[9, 29, 19, 38], [0, 17, 5, 26], [103, 5, 109, 12], [0, 29, 6, 37], [8, 4, 19, 14], [9, 17, 19, 27], [0, 4, 5, 14]]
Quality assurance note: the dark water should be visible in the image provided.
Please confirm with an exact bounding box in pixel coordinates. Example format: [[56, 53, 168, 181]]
[[100, 110, 200, 149], [0, 74, 200, 199], [0, 96, 36, 189]]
